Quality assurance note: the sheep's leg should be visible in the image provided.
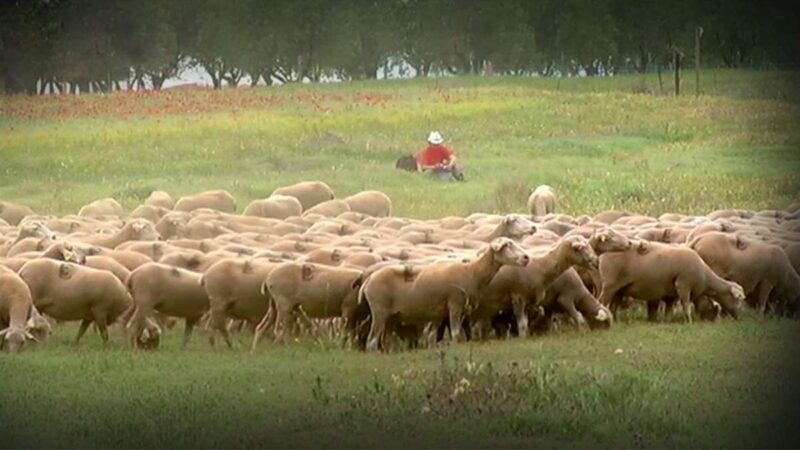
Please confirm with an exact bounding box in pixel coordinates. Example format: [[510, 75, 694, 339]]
[[447, 301, 465, 344], [598, 282, 624, 309], [511, 295, 529, 338], [207, 304, 233, 349], [366, 310, 387, 352], [755, 281, 774, 315], [74, 319, 92, 344], [561, 301, 587, 331], [181, 317, 199, 348], [646, 300, 660, 322], [675, 281, 694, 324], [126, 307, 148, 348], [251, 306, 276, 351], [93, 314, 109, 343]]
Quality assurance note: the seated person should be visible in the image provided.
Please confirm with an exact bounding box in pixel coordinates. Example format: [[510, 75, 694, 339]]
[[415, 131, 463, 180]]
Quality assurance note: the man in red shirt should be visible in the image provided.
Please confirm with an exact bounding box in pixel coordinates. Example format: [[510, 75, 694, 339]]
[[416, 131, 457, 172]]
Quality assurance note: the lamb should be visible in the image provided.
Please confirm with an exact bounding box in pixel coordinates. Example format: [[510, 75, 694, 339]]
[[0, 266, 43, 352], [201, 258, 282, 348], [361, 237, 529, 351], [174, 190, 236, 213], [689, 232, 800, 315], [255, 262, 366, 345], [125, 263, 210, 348], [271, 181, 335, 211], [18, 259, 132, 343], [243, 195, 303, 219], [473, 235, 598, 337], [144, 190, 175, 210], [343, 191, 392, 217], [598, 241, 746, 322], [78, 198, 125, 218], [0, 200, 35, 225], [527, 185, 557, 217]]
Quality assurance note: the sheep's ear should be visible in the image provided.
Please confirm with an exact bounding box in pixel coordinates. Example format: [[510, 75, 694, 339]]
[[490, 240, 506, 252], [598, 233, 607, 243], [331, 249, 342, 261], [132, 222, 145, 232], [301, 264, 314, 281]]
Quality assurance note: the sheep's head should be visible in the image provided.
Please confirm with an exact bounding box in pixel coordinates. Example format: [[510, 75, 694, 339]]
[[137, 320, 162, 350], [587, 306, 614, 330], [27, 314, 52, 343], [0, 326, 37, 353], [563, 236, 598, 269], [714, 282, 745, 319], [129, 219, 162, 241], [502, 215, 537, 239], [489, 238, 529, 267], [591, 227, 632, 254]]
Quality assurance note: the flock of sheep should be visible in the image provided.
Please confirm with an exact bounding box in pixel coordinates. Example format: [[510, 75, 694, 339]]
[[0, 181, 798, 352]]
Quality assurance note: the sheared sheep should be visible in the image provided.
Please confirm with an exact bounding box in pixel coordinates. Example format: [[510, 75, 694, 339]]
[[271, 181, 335, 211], [174, 190, 236, 213], [343, 191, 392, 217], [0, 200, 35, 226], [361, 237, 529, 351], [527, 185, 557, 217], [598, 241, 746, 322], [125, 263, 210, 348], [18, 259, 132, 343], [144, 190, 175, 210], [243, 195, 303, 219]]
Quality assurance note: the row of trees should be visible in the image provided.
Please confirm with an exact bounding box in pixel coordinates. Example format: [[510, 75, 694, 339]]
[[1, 0, 798, 95]]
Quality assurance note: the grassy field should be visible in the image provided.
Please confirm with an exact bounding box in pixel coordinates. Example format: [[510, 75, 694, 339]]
[[1, 69, 800, 448]]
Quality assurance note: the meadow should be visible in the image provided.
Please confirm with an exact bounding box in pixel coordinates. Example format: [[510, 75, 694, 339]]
[[1, 69, 800, 448]]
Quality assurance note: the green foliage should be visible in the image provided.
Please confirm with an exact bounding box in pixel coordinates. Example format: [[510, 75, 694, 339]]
[[2, 0, 799, 94]]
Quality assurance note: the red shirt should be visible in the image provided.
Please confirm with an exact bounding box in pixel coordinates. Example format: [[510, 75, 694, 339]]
[[416, 144, 455, 167]]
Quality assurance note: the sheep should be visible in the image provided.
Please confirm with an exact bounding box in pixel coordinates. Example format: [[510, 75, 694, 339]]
[[598, 241, 746, 323], [18, 259, 132, 343], [144, 190, 175, 210], [302, 199, 351, 218], [594, 210, 632, 224], [76, 219, 162, 248], [0, 266, 43, 352], [78, 198, 125, 218], [255, 262, 366, 345], [343, 191, 392, 217], [0, 200, 35, 226], [93, 249, 153, 271], [243, 195, 303, 219], [174, 190, 236, 213], [527, 185, 557, 217], [125, 263, 210, 348], [689, 232, 800, 315], [130, 205, 169, 223], [201, 258, 282, 348], [473, 235, 598, 337], [361, 237, 529, 351], [271, 181, 335, 211], [83, 255, 131, 283]]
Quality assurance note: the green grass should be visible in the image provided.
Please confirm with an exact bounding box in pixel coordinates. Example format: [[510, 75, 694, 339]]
[[1, 317, 799, 448], [1, 69, 800, 448]]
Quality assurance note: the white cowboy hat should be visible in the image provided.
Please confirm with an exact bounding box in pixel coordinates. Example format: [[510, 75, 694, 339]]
[[427, 131, 444, 145]]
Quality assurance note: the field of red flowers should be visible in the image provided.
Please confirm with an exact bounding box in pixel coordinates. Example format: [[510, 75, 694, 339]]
[[0, 86, 395, 122]]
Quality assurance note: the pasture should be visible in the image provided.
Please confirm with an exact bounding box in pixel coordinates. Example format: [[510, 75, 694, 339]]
[[1, 70, 800, 448]]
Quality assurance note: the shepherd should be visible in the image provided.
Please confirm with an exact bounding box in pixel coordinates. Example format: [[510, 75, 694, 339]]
[[414, 131, 464, 181]]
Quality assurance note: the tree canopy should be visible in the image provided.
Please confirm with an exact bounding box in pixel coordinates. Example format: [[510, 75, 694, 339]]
[[1, 0, 797, 94]]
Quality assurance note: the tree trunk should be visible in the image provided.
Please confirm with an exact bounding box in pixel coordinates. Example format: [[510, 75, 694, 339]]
[[151, 73, 165, 90]]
